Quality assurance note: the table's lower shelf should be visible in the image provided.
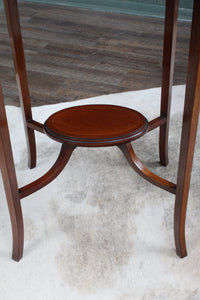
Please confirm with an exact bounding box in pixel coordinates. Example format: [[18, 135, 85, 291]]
[[44, 104, 148, 146]]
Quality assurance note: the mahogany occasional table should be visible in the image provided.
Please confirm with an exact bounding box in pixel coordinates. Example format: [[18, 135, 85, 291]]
[[0, 0, 199, 260]]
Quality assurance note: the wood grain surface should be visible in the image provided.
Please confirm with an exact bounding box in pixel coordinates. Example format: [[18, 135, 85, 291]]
[[44, 104, 148, 146]]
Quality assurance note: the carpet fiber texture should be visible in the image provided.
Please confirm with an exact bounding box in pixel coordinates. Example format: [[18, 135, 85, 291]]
[[0, 85, 200, 299]]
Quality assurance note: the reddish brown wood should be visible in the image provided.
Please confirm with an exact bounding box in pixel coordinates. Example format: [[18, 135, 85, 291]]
[[0, 83, 23, 261], [27, 120, 44, 134], [3, 0, 36, 169], [148, 116, 166, 132], [118, 143, 176, 194], [2, 0, 199, 261], [174, 0, 200, 258], [159, 0, 179, 166], [44, 105, 148, 146], [19, 143, 76, 199]]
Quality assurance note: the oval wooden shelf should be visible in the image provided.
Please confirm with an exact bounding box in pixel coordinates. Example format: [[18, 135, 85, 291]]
[[44, 104, 148, 147]]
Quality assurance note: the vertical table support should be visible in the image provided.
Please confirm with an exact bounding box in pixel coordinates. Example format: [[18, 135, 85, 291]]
[[0, 84, 23, 261], [159, 0, 179, 166], [4, 0, 36, 169], [1, 0, 200, 261], [174, 0, 200, 258]]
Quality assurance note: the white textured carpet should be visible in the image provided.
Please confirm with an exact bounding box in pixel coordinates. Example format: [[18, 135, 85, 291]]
[[1, 85, 200, 299]]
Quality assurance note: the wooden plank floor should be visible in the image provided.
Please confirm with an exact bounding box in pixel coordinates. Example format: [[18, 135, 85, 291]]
[[0, 2, 191, 106]]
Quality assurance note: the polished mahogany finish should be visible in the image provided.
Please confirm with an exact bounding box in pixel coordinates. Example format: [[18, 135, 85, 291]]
[[0, 84, 24, 261], [44, 105, 148, 146], [1, 0, 199, 261], [174, 0, 200, 258], [159, 0, 179, 166], [3, 0, 36, 169], [19, 143, 76, 199], [118, 143, 176, 194]]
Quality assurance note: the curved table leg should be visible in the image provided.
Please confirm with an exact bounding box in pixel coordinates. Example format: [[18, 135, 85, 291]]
[[19, 143, 76, 199], [0, 85, 24, 261], [174, 0, 200, 258], [0, 160, 24, 262], [118, 143, 176, 194]]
